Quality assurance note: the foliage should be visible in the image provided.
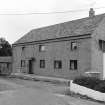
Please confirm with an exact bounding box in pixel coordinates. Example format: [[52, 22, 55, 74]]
[[0, 38, 12, 56], [73, 76, 105, 93], [94, 82, 105, 93], [73, 76, 101, 89]]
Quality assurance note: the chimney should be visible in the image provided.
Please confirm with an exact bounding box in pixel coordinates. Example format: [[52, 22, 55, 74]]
[[89, 8, 95, 18]]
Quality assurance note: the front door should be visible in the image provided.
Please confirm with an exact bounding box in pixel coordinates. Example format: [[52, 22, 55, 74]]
[[29, 60, 34, 74]]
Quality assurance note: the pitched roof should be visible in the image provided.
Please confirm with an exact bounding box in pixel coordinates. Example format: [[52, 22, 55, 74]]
[[13, 13, 105, 45]]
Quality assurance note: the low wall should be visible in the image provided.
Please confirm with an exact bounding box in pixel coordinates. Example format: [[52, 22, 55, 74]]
[[70, 80, 105, 102]]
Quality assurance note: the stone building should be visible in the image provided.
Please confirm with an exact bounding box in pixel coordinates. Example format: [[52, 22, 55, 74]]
[[12, 8, 105, 79]]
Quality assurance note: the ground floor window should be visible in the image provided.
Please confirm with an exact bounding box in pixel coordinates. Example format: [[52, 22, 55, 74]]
[[70, 60, 77, 70], [21, 60, 25, 67], [40, 60, 45, 68], [54, 60, 62, 69]]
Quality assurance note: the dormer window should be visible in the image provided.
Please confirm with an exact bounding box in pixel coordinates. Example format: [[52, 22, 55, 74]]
[[39, 45, 46, 52], [71, 42, 78, 50]]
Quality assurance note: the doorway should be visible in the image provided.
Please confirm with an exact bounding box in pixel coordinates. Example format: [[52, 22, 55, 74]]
[[29, 60, 34, 74]]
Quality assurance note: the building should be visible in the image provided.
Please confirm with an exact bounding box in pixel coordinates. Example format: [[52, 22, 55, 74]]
[[0, 57, 12, 75], [12, 8, 105, 79]]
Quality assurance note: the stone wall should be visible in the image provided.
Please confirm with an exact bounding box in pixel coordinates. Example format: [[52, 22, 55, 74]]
[[12, 36, 91, 79]]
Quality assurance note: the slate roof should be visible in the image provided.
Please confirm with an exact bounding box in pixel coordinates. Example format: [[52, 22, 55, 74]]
[[13, 13, 105, 45]]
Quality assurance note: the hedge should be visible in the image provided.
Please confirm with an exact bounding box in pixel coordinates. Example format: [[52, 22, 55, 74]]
[[73, 76, 105, 93]]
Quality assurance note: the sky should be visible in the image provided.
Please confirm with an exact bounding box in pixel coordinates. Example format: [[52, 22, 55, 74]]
[[0, 0, 105, 44]]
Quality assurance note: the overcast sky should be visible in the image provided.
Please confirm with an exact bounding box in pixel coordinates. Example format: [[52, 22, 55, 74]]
[[0, 0, 105, 44]]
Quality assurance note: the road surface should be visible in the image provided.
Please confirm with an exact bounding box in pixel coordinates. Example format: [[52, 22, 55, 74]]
[[0, 77, 103, 105]]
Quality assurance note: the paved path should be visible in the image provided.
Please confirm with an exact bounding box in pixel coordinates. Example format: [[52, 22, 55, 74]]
[[0, 78, 104, 105]]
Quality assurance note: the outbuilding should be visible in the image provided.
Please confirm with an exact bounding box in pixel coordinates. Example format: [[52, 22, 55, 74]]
[[0, 56, 12, 75]]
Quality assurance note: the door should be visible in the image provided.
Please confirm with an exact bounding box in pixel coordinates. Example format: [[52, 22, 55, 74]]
[[29, 60, 34, 74]]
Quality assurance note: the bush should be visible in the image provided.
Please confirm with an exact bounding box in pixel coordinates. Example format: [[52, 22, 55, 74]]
[[73, 76, 105, 93], [94, 82, 105, 93], [73, 76, 101, 89]]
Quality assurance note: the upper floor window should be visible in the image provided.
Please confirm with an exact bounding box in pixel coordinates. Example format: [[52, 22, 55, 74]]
[[39, 45, 46, 52], [22, 46, 25, 51], [54, 60, 62, 69], [71, 42, 78, 50]]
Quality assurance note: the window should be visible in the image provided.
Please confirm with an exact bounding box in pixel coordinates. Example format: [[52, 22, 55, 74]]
[[99, 40, 105, 51], [39, 45, 46, 52], [22, 46, 25, 51], [70, 60, 77, 70], [21, 60, 25, 67], [71, 42, 78, 50], [40, 60, 45, 68], [54, 60, 62, 69]]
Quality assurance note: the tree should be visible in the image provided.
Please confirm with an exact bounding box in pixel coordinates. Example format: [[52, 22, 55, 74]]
[[0, 38, 12, 56]]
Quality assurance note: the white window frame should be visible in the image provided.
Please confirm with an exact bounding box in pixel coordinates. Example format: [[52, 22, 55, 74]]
[[71, 42, 78, 50], [39, 45, 46, 52]]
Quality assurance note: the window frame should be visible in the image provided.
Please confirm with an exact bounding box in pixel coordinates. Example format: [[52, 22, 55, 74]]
[[99, 40, 105, 52], [70, 60, 78, 70], [54, 60, 62, 69], [40, 60, 45, 68], [39, 45, 46, 52], [21, 60, 25, 67], [71, 41, 78, 50], [22, 46, 25, 51]]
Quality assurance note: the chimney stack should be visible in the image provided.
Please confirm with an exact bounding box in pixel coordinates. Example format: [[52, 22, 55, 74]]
[[89, 8, 95, 18]]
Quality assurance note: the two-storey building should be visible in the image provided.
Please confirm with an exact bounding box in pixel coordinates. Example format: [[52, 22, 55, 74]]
[[12, 8, 105, 79]]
